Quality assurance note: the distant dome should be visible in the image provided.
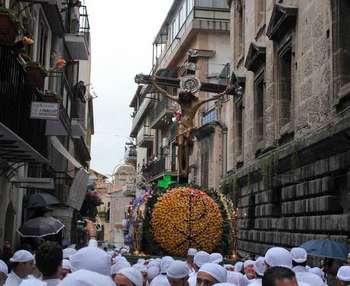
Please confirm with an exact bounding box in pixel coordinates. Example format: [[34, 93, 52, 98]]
[[113, 163, 135, 176]]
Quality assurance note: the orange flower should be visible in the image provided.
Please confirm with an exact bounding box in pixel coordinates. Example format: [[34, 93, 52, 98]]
[[151, 187, 223, 256]]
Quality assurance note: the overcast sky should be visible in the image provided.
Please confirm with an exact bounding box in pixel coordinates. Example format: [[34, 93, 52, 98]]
[[87, 0, 173, 176]]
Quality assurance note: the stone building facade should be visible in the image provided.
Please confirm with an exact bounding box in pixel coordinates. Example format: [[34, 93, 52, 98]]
[[223, 0, 350, 255]]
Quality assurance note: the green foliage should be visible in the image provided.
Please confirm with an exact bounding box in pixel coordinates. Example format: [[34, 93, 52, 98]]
[[259, 152, 278, 188]]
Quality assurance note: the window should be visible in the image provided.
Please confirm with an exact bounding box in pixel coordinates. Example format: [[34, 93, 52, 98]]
[[254, 72, 265, 143], [278, 43, 292, 129], [236, 102, 243, 156], [332, 0, 350, 103], [233, 0, 245, 66], [179, 5, 186, 28], [37, 14, 49, 67], [186, 0, 194, 15], [201, 138, 210, 187], [255, 0, 266, 31]]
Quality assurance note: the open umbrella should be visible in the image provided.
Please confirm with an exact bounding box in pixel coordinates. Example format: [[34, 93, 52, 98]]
[[300, 239, 350, 260], [27, 193, 60, 209], [18, 216, 64, 238]]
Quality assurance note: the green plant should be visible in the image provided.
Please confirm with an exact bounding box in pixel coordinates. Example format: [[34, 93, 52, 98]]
[[0, 7, 22, 31]]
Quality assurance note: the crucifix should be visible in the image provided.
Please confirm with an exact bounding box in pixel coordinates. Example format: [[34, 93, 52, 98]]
[[135, 50, 242, 182]]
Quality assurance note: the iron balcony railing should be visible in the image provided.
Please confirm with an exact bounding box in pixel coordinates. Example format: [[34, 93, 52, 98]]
[[142, 157, 166, 180], [150, 98, 177, 128], [0, 47, 47, 156], [202, 108, 218, 125]]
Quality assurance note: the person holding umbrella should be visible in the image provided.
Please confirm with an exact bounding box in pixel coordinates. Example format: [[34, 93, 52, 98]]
[[5, 250, 35, 286]]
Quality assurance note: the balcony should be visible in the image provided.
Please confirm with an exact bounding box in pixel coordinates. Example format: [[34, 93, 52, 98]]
[[130, 97, 152, 137], [71, 118, 86, 139], [137, 126, 154, 148], [142, 157, 166, 181], [202, 108, 218, 126], [153, 0, 230, 70], [150, 98, 178, 129], [65, 5, 90, 60], [0, 46, 47, 157]]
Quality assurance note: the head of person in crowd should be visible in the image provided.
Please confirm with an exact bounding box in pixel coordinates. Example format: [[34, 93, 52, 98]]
[[264, 247, 293, 270], [290, 248, 308, 269], [262, 266, 298, 286], [9, 250, 35, 278], [35, 241, 63, 281], [227, 271, 245, 286], [243, 260, 256, 280], [147, 261, 160, 283], [223, 265, 234, 272], [0, 260, 8, 286], [111, 260, 131, 280], [254, 257, 266, 279], [60, 259, 72, 280], [115, 267, 143, 286], [166, 261, 189, 286], [196, 263, 227, 286], [234, 262, 243, 274], [194, 251, 211, 272], [58, 269, 115, 286], [70, 246, 111, 276], [324, 258, 341, 277], [336, 266, 350, 286], [187, 249, 197, 266], [133, 263, 148, 286], [210, 254, 223, 265], [160, 256, 175, 275]]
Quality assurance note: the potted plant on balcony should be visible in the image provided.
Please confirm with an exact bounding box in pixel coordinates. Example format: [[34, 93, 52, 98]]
[[24, 62, 48, 88], [0, 7, 21, 45]]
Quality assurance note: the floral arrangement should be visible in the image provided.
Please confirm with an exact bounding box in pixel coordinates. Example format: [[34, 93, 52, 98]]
[[150, 187, 223, 256]]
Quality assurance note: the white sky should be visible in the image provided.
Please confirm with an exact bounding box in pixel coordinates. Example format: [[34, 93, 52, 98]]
[[87, 0, 173, 176]]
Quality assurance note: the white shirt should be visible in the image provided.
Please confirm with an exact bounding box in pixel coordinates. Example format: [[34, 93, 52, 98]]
[[243, 274, 255, 284], [293, 266, 325, 286], [249, 279, 262, 286], [188, 272, 197, 286], [5, 272, 22, 286], [44, 279, 60, 286]]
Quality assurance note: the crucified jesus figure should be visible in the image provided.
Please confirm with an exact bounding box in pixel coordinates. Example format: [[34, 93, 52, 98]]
[[147, 75, 237, 179]]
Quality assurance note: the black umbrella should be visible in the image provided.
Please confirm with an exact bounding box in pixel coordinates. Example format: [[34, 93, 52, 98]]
[[27, 193, 60, 209], [300, 239, 350, 260], [18, 216, 65, 238]]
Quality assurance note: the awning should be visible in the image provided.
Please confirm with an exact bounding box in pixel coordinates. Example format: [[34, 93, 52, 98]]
[[67, 168, 89, 210], [50, 136, 82, 169], [0, 122, 48, 164]]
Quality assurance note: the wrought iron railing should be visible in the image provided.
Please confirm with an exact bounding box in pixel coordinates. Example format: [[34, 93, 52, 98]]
[[0, 47, 47, 156], [142, 157, 166, 179], [202, 108, 217, 125]]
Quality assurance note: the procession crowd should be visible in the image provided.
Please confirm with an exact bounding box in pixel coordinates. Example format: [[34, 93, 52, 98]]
[[0, 240, 349, 286]]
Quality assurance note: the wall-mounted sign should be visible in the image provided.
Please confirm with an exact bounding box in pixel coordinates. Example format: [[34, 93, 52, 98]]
[[30, 102, 59, 120]]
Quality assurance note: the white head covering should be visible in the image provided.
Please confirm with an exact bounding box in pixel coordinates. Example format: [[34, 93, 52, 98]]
[[19, 278, 46, 286], [227, 271, 245, 286], [254, 257, 266, 276], [224, 264, 234, 271], [194, 251, 211, 268], [137, 258, 145, 265], [62, 259, 72, 270], [0, 260, 8, 275], [243, 260, 254, 269], [113, 255, 128, 264], [133, 263, 147, 273], [188, 248, 197, 256], [148, 259, 160, 268], [87, 239, 98, 248], [198, 263, 227, 283], [160, 256, 174, 274], [117, 267, 143, 286], [58, 269, 115, 286], [264, 247, 293, 269], [63, 248, 77, 259], [290, 247, 308, 263], [147, 266, 160, 281], [309, 267, 325, 280], [111, 260, 131, 275], [10, 250, 34, 263], [213, 284, 236, 286], [167, 261, 189, 279], [234, 262, 243, 273], [337, 266, 350, 282], [70, 246, 111, 276], [210, 253, 223, 264]]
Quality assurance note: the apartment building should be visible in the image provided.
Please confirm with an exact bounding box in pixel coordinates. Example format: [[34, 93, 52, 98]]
[[130, 0, 232, 189], [224, 0, 350, 255], [0, 0, 94, 247]]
